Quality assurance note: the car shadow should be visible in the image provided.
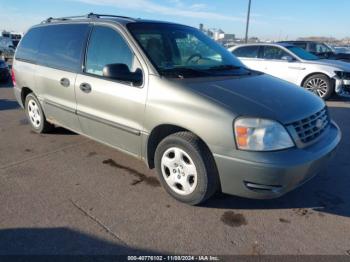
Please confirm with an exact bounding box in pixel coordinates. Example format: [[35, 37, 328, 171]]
[[50, 127, 78, 136], [0, 227, 157, 256], [0, 99, 20, 111], [204, 105, 350, 218]]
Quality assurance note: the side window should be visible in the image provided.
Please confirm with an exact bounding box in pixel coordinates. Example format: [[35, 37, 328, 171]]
[[261, 46, 289, 60], [309, 43, 317, 53], [38, 24, 90, 72], [232, 46, 259, 58], [85, 26, 136, 77], [16, 27, 43, 62]]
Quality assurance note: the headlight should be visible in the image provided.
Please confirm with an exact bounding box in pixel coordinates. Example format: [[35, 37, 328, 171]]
[[234, 118, 294, 151], [335, 71, 350, 80]]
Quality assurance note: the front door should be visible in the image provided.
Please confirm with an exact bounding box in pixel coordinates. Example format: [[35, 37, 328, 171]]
[[75, 25, 147, 157], [259, 45, 302, 85]]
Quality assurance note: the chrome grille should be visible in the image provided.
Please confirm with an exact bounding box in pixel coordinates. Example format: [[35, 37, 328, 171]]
[[290, 107, 330, 144]]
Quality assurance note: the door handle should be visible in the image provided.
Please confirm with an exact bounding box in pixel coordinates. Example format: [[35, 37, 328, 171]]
[[80, 83, 92, 93], [60, 78, 70, 87]]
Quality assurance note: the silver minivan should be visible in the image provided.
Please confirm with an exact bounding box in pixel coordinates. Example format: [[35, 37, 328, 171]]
[[13, 14, 341, 205]]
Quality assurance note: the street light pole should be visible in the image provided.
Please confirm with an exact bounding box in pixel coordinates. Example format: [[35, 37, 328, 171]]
[[245, 0, 252, 43]]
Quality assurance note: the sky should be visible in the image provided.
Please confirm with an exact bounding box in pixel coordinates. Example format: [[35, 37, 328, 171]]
[[0, 0, 349, 40]]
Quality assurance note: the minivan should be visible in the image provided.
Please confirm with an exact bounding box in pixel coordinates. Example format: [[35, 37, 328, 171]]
[[13, 14, 341, 205]]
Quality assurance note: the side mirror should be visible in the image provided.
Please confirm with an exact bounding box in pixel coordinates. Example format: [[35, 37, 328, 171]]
[[281, 56, 295, 62], [103, 63, 143, 86]]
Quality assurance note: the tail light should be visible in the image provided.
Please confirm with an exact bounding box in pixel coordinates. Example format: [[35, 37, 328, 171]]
[[11, 67, 16, 86]]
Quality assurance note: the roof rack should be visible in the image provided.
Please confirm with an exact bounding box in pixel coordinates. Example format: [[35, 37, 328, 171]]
[[41, 13, 135, 24]]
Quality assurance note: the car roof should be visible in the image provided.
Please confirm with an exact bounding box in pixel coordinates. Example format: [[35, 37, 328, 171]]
[[37, 13, 184, 28], [232, 43, 294, 49], [279, 40, 318, 44]]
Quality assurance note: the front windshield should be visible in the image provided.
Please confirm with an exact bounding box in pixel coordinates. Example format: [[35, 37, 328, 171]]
[[286, 46, 320, 61], [128, 22, 250, 78]]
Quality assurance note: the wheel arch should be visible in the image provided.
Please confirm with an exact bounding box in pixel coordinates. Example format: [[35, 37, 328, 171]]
[[21, 87, 33, 106], [145, 124, 213, 170]]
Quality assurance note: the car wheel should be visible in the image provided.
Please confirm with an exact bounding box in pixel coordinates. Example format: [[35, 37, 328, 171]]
[[25, 93, 54, 133], [303, 74, 333, 100], [155, 131, 219, 205]]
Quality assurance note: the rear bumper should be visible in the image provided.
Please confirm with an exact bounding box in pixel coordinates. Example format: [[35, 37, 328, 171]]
[[214, 121, 341, 199]]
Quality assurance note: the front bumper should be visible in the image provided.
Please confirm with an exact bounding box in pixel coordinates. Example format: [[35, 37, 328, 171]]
[[335, 78, 350, 97], [214, 121, 341, 199]]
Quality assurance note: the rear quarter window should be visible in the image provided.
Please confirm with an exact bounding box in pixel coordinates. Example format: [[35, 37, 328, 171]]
[[232, 46, 259, 58], [38, 24, 90, 72], [16, 27, 43, 62]]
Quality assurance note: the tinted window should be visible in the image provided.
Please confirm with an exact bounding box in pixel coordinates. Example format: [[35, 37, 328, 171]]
[[292, 42, 307, 49], [286, 46, 319, 61], [16, 27, 43, 62], [232, 46, 260, 58], [261, 46, 289, 60], [85, 26, 135, 77], [38, 24, 89, 72]]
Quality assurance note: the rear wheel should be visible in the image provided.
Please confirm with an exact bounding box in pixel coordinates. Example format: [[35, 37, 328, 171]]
[[155, 132, 219, 205], [25, 93, 54, 133], [303, 74, 333, 100]]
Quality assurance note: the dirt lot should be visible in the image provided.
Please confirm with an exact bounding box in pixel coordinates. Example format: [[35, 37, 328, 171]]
[[1, 80, 350, 255]]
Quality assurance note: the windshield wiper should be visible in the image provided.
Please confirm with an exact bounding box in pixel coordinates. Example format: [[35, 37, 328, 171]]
[[160, 67, 212, 78], [207, 65, 243, 71]]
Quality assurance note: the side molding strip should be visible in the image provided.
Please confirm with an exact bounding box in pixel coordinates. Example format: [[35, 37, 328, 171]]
[[77, 110, 141, 136], [44, 99, 76, 113]]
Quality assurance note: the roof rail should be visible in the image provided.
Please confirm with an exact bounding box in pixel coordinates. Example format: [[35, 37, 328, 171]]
[[41, 13, 135, 24]]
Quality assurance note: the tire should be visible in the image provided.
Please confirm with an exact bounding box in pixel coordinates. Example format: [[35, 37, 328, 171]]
[[25, 93, 54, 133], [302, 74, 333, 100], [155, 131, 219, 205]]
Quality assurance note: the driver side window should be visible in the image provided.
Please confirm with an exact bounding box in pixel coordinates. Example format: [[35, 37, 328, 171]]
[[85, 26, 140, 77], [261, 46, 289, 60]]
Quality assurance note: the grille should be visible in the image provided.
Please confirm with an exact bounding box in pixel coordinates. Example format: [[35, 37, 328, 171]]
[[291, 107, 330, 144]]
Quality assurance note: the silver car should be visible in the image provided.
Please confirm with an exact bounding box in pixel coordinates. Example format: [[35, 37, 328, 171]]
[[230, 43, 350, 100], [13, 14, 341, 205]]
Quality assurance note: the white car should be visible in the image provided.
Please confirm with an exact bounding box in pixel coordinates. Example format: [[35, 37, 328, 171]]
[[229, 43, 350, 100]]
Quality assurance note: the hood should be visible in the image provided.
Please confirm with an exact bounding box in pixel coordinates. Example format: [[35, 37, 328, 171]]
[[307, 59, 350, 71], [180, 74, 325, 124]]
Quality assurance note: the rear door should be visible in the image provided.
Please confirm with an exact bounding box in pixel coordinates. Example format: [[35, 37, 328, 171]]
[[231, 45, 265, 71], [75, 25, 147, 156], [35, 23, 90, 132]]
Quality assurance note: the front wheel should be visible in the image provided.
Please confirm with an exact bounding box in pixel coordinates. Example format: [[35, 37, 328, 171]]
[[303, 74, 333, 100], [155, 132, 219, 205]]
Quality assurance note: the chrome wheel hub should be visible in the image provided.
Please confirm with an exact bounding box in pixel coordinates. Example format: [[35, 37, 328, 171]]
[[27, 99, 41, 128], [161, 147, 198, 196], [306, 78, 328, 98]]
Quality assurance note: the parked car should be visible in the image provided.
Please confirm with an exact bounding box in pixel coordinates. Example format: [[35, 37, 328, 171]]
[[278, 41, 350, 62], [230, 43, 350, 100], [0, 59, 10, 82], [334, 46, 350, 54], [13, 14, 341, 205], [0, 36, 16, 61]]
